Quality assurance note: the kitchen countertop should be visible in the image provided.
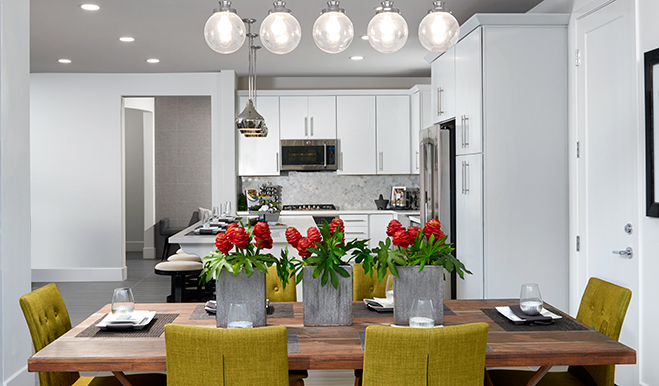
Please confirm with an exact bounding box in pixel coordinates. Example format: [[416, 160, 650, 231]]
[[237, 209, 420, 217]]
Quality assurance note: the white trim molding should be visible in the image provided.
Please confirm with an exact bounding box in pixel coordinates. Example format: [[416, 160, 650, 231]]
[[32, 266, 127, 282]]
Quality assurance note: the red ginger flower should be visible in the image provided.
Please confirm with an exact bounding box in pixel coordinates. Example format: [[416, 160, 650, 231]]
[[329, 218, 344, 235], [229, 227, 250, 249], [387, 219, 404, 237], [225, 223, 239, 238], [408, 226, 422, 241], [423, 219, 445, 244], [307, 227, 322, 245], [285, 227, 302, 248], [253, 222, 271, 241], [393, 229, 413, 248], [256, 236, 273, 250], [215, 233, 233, 254], [297, 237, 314, 257]]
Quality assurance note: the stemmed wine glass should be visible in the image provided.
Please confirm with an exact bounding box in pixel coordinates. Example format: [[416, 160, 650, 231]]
[[223, 201, 232, 218]]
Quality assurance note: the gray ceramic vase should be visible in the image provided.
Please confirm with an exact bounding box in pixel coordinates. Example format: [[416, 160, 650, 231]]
[[302, 265, 353, 326]]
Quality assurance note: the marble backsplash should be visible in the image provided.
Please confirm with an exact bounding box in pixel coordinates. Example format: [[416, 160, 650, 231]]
[[241, 172, 419, 210]]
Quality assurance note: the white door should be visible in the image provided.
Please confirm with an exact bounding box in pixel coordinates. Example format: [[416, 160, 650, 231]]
[[279, 96, 308, 139], [336, 95, 376, 175], [376, 95, 411, 174], [308, 96, 336, 139], [237, 96, 281, 176], [455, 28, 482, 155], [576, 1, 638, 384]]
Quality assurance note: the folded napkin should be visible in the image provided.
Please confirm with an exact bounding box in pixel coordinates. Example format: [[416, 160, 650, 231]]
[[509, 305, 553, 325]]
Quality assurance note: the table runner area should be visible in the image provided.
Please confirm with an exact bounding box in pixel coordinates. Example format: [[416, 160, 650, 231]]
[[353, 302, 456, 318], [481, 308, 590, 332], [76, 313, 179, 338]]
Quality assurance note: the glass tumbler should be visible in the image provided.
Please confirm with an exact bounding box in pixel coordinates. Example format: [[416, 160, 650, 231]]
[[385, 276, 394, 304], [111, 287, 135, 318], [520, 283, 543, 316], [227, 302, 252, 328], [409, 299, 435, 328]]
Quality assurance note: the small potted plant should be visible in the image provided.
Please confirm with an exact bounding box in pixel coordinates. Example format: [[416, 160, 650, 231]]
[[278, 218, 372, 326], [372, 218, 471, 325], [199, 222, 277, 328]]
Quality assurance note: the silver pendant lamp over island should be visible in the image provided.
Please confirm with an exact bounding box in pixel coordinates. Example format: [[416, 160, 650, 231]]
[[235, 19, 268, 138]]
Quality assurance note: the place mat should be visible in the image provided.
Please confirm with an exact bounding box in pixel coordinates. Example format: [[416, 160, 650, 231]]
[[189, 303, 295, 321], [481, 308, 590, 332], [353, 302, 456, 318], [287, 331, 300, 353], [76, 313, 179, 338]]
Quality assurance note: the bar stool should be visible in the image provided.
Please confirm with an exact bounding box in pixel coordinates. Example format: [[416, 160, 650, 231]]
[[158, 218, 184, 261], [154, 261, 203, 302]]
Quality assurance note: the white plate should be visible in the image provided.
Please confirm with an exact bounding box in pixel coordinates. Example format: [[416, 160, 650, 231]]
[[96, 310, 156, 330], [364, 298, 393, 312], [495, 306, 562, 325]]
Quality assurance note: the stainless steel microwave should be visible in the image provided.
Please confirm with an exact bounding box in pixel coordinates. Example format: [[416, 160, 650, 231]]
[[280, 139, 337, 171]]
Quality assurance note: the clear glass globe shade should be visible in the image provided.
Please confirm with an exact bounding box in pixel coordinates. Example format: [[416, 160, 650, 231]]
[[367, 12, 408, 54], [204, 11, 246, 54], [418, 11, 459, 53], [259, 12, 302, 54], [313, 11, 354, 54]]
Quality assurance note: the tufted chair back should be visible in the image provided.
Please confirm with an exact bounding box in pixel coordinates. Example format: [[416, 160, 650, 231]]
[[266, 266, 296, 302], [352, 264, 392, 301], [568, 277, 632, 386], [19, 283, 80, 386]]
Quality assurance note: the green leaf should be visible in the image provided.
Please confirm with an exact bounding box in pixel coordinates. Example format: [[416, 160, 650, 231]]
[[335, 265, 350, 278], [329, 269, 339, 289]]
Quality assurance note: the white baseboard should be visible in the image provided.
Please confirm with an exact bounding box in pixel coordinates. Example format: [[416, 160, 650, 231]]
[[32, 266, 127, 282], [126, 241, 144, 252], [142, 247, 156, 259], [3, 366, 33, 386]]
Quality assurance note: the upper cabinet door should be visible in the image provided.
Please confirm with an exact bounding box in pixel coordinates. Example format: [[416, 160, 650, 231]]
[[455, 28, 483, 155], [308, 96, 336, 139], [279, 96, 308, 139], [430, 47, 456, 123], [336, 95, 377, 175], [376, 95, 411, 174], [237, 96, 281, 176]]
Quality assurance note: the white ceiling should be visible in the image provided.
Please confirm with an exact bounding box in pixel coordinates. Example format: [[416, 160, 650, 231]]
[[31, 0, 543, 77]]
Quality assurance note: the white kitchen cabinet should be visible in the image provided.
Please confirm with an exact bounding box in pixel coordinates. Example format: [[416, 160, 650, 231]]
[[411, 87, 431, 175], [237, 96, 280, 176], [280, 96, 336, 140], [430, 46, 455, 123], [455, 29, 483, 155], [369, 214, 394, 249], [336, 96, 377, 175], [455, 154, 483, 299], [340, 214, 369, 243], [376, 95, 411, 174]]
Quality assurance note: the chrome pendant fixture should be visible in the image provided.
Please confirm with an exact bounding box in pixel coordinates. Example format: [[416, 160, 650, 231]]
[[203, 1, 246, 54], [313, 1, 354, 54], [260, 1, 302, 55], [367, 1, 408, 54], [236, 19, 267, 137], [418, 1, 459, 53]]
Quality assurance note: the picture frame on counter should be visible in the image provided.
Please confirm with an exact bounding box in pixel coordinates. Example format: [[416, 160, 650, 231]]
[[391, 186, 406, 208], [644, 47, 659, 217]]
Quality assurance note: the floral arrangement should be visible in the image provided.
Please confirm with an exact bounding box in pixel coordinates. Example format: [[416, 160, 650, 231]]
[[199, 222, 278, 285], [278, 218, 372, 289], [371, 218, 471, 282]]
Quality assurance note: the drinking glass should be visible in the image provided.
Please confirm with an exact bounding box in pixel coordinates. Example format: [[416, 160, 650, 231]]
[[223, 201, 232, 217], [212, 206, 220, 221], [111, 287, 135, 318], [202, 210, 211, 228], [409, 299, 434, 328], [520, 283, 543, 316], [385, 276, 394, 304], [227, 302, 252, 328]]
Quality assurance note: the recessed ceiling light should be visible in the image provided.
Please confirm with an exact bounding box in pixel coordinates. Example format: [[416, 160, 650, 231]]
[[58, 59, 72, 64], [146, 58, 160, 64], [360, 35, 369, 41], [80, 4, 100, 11], [349, 56, 364, 61], [119, 37, 135, 42]]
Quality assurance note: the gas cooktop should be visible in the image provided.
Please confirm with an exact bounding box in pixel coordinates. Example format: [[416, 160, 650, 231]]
[[282, 204, 337, 211]]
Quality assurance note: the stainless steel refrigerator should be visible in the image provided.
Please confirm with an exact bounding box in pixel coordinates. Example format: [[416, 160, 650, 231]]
[[419, 120, 456, 299]]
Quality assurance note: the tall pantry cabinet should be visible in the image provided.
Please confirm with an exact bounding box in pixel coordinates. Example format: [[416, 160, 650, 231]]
[[429, 14, 570, 310]]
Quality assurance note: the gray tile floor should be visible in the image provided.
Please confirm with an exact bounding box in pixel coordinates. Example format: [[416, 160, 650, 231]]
[[32, 252, 355, 386]]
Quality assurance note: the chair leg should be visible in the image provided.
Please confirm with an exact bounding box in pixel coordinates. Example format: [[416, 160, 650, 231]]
[[354, 377, 362, 386], [172, 273, 184, 303], [289, 380, 304, 386], [161, 238, 169, 261]]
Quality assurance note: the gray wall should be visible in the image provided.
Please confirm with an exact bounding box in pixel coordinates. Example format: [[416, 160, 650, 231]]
[[241, 172, 419, 210], [155, 96, 212, 228], [125, 108, 145, 249]]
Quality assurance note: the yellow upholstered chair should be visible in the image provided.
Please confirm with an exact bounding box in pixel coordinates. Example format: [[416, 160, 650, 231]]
[[19, 283, 166, 386], [165, 324, 289, 386], [360, 323, 489, 386], [352, 264, 392, 301], [267, 265, 297, 302], [487, 277, 632, 386]]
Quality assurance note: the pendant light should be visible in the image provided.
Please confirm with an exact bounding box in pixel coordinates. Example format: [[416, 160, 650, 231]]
[[203, 1, 246, 54], [259, 1, 302, 55], [313, 1, 354, 54], [236, 19, 268, 137], [418, 1, 459, 53], [367, 1, 408, 54]]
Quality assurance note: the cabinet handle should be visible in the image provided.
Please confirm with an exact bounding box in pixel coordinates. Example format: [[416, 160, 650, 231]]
[[461, 161, 466, 194], [305, 117, 308, 136], [379, 152, 384, 171], [276, 152, 280, 172], [438, 87, 444, 115], [310, 117, 314, 136], [323, 143, 327, 167], [464, 161, 470, 194], [436, 88, 441, 116], [340, 152, 344, 171], [460, 115, 465, 148], [415, 150, 419, 171], [345, 231, 367, 235], [463, 116, 470, 147]]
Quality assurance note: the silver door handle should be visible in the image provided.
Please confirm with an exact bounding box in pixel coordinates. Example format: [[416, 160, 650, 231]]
[[463, 116, 470, 147], [415, 150, 419, 171], [612, 247, 633, 259], [276, 152, 279, 172], [438, 87, 444, 115], [310, 116, 314, 136], [461, 161, 466, 194], [340, 152, 344, 171], [379, 152, 383, 171], [460, 115, 466, 148], [437, 88, 441, 116], [304, 117, 308, 136], [464, 161, 470, 194]]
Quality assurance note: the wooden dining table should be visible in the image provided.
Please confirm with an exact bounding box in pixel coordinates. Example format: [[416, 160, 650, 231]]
[[27, 299, 636, 386]]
